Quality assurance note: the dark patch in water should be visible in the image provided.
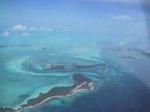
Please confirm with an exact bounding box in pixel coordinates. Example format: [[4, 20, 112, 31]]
[[19, 94, 30, 99]]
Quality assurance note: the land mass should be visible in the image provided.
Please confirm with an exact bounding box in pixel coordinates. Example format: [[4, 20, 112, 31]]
[[43, 64, 107, 71], [0, 74, 95, 112]]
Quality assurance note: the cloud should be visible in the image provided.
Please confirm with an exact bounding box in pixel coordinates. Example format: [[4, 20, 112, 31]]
[[22, 32, 30, 36], [5, 25, 55, 33], [112, 15, 132, 20], [12, 25, 36, 31], [13, 24, 27, 31], [2, 31, 10, 36]]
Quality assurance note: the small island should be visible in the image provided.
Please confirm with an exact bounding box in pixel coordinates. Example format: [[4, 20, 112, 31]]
[[17, 74, 94, 111], [0, 107, 15, 112], [0, 74, 95, 112], [43, 64, 107, 71]]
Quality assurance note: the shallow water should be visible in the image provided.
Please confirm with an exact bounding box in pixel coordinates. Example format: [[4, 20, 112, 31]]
[[0, 32, 150, 111]]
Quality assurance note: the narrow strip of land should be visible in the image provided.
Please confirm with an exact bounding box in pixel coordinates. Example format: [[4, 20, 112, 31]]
[[0, 74, 94, 112]]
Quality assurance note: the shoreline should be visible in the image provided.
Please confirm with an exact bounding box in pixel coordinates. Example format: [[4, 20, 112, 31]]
[[0, 74, 95, 112]]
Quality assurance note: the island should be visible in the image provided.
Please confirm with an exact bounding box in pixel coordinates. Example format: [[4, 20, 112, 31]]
[[43, 64, 107, 71], [0, 74, 95, 112]]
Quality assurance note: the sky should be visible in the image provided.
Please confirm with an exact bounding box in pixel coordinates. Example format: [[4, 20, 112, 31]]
[[0, 0, 149, 42]]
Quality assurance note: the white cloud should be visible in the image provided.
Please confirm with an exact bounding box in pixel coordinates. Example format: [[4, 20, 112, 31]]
[[112, 15, 132, 20], [13, 24, 27, 31], [22, 32, 30, 36], [2, 31, 10, 36], [6, 25, 55, 33]]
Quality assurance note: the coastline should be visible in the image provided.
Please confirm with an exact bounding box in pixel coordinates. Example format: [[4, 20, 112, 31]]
[[0, 74, 95, 112]]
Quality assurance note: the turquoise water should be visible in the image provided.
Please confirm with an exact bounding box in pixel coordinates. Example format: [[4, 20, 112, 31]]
[[0, 31, 149, 111]]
